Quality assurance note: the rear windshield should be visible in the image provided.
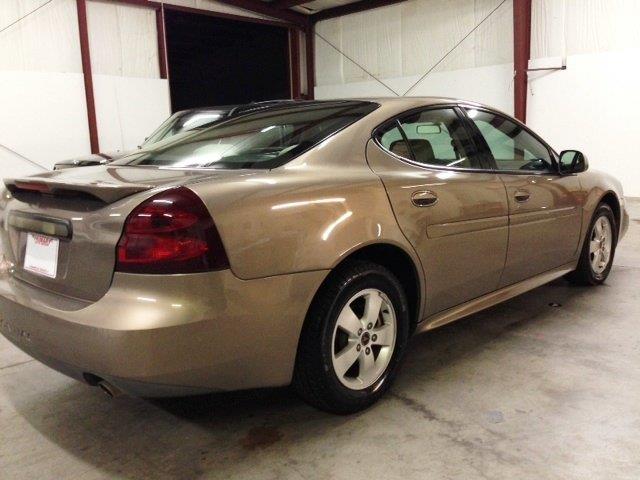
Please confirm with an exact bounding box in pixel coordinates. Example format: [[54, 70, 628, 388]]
[[113, 101, 378, 170], [142, 109, 231, 147]]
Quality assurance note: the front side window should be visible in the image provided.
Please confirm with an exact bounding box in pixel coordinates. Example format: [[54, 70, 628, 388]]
[[114, 101, 378, 170], [376, 108, 479, 169], [466, 109, 554, 172]]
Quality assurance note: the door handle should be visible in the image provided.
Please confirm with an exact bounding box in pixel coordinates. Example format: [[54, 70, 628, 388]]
[[514, 190, 530, 203], [411, 190, 438, 207]]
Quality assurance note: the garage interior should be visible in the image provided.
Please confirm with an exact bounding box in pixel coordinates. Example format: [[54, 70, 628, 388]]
[[165, 9, 291, 109], [1, 0, 640, 479]]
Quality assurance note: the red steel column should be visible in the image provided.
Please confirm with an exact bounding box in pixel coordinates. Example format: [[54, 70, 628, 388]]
[[156, 5, 168, 80], [289, 28, 301, 99], [305, 24, 315, 99], [513, 0, 532, 123], [76, 0, 99, 153]]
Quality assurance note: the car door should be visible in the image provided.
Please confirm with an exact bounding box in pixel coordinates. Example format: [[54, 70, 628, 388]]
[[462, 107, 583, 287], [366, 106, 509, 317]]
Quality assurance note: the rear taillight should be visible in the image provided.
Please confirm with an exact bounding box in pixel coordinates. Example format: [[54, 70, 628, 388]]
[[116, 187, 229, 274]]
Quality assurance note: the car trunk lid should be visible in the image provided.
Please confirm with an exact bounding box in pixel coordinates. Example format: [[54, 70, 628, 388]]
[[1, 165, 253, 302]]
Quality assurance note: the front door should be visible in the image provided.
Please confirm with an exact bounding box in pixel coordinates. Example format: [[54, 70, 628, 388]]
[[463, 107, 583, 287], [366, 106, 509, 316]]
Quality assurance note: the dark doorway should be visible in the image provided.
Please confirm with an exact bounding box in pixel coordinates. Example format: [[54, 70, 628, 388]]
[[165, 10, 291, 111]]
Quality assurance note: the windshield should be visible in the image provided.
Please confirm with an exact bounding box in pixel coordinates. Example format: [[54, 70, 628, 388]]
[[142, 109, 231, 146], [114, 101, 378, 170]]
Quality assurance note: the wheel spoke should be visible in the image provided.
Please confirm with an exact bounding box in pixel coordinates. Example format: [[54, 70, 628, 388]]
[[594, 219, 603, 238], [333, 341, 360, 378], [363, 291, 383, 326], [336, 306, 363, 337], [358, 349, 375, 381], [589, 215, 615, 275], [372, 324, 394, 346], [594, 250, 603, 267], [331, 288, 397, 391]]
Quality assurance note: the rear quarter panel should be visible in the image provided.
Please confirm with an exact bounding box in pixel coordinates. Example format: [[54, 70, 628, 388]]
[[188, 103, 427, 287], [190, 164, 420, 282]]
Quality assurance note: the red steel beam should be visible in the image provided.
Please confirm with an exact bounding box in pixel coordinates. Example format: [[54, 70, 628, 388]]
[[211, 0, 308, 26], [156, 5, 168, 79], [289, 29, 301, 99], [161, 3, 297, 29], [513, 0, 532, 122], [272, 0, 309, 9], [304, 24, 315, 99], [312, 0, 407, 22], [105, 0, 307, 28], [76, 0, 99, 153]]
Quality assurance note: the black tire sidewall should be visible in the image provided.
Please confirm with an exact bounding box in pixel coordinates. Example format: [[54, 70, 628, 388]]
[[314, 263, 410, 409], [585, 204, 617, 283]]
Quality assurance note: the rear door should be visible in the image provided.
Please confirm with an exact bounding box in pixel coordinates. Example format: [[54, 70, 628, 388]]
[[462, 107, 582, 287], [366, 106, 509, 316]]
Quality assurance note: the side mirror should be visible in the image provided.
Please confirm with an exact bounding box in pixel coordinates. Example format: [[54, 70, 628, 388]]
[[559, 150, 588, 174]]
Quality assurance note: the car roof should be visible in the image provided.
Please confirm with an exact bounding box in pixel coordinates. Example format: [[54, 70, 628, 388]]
[[176, 97, 498, 115]]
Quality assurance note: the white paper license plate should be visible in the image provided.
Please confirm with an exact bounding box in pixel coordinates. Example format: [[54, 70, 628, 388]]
[[24, 233, 59, 279]]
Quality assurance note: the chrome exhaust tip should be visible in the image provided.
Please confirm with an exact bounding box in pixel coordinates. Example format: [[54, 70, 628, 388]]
[[97, 380, 123, 398]]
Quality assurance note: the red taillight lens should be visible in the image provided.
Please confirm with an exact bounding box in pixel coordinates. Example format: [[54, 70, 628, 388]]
[[116, 187, 229, 274]]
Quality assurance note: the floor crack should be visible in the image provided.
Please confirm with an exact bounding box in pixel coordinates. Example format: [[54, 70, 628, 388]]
[[0, 359, 35, 371]]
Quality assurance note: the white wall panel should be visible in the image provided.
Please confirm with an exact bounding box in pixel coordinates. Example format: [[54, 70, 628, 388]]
[[314, 0, 513, 112], [532, 0, 640, 59], [0, 0, 82, 73], [87, 1, 171, 154], [530, 0, 640, 196], [315, 63, 514, 113], [527, 50, 640, 197], [93, 75, 171, 153], [0, 71, 91, 171], [87, 1, 160, 78], [0, 145, 46, 180], [316, 0, 512, 85], [0, 0, 88, 175]]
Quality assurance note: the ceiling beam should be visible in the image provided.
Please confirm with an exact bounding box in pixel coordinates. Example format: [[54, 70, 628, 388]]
[[312, 0, 407, 22], [271, 0, 309, 9], [213, 0, 308, 26]]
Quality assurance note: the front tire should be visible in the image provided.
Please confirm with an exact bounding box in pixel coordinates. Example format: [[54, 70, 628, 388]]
[[293, 260, 410, 414], [566, 203, 617, 285]]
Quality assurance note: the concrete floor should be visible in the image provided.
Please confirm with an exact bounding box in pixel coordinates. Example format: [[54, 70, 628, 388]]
[[2, 200, 640, 480]]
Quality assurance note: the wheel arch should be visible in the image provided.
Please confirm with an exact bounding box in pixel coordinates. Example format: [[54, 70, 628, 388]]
[[328, 242, 423, 332], [599, 191, 621, 231]]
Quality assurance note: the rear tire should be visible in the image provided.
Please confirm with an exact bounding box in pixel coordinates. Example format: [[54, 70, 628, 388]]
[[293, 260, 410, 414], [566, 203, 617, 285]]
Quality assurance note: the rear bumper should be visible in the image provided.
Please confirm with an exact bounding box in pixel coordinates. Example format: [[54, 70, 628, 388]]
[[0, 269, 327, 396]]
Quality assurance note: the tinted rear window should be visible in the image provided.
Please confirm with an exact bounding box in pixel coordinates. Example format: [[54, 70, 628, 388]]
[[113, 101, 378, 170]]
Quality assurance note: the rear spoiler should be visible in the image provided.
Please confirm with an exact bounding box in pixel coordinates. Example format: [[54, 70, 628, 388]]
[[4, 178, 152, 203]]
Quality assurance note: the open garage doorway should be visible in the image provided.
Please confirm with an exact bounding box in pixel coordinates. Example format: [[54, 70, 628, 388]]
[[164, 10, 291, 111]]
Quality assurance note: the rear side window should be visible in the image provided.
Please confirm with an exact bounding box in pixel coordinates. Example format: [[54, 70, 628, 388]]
[[376, 108, 480, 169], [114, 101, 378, 170], [466, 109, 554, 172], [377, 124, 407, 156]]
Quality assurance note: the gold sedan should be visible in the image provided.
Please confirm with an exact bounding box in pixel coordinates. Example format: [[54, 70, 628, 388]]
[[0, 98, 628, 413]]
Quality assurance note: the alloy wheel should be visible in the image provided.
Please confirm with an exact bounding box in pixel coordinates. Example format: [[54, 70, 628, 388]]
[[589, 216, 613, 275], [331, 288, 396, 390]]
